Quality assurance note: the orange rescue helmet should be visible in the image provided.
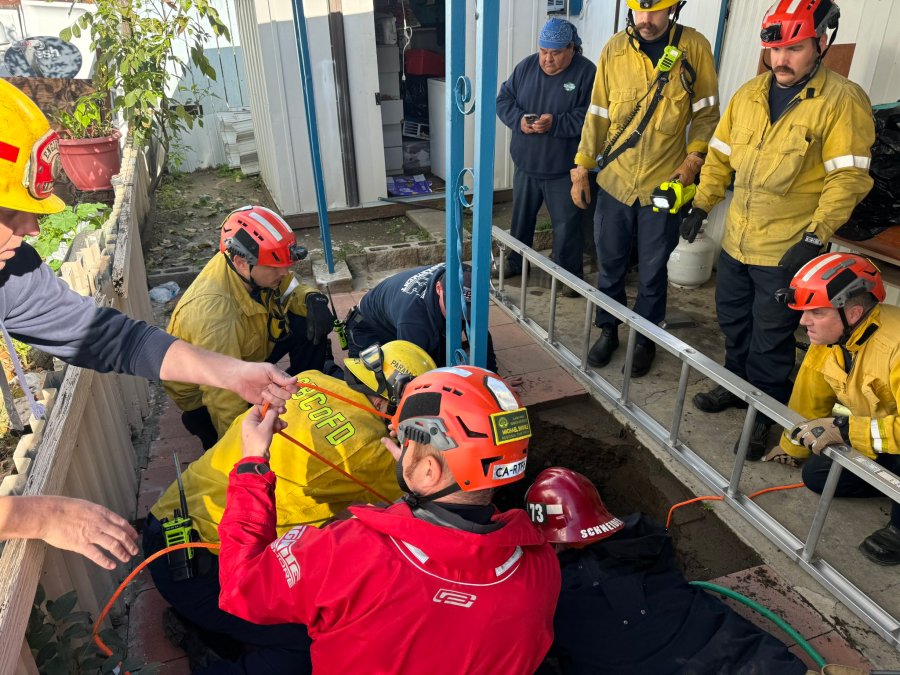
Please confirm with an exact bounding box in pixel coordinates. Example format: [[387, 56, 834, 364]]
[[525, 467, 624, 545], [220, 205, 307, 267], [778, 253, 885, 311], [394, 366, 531, 491], [760, 0, 839, 48]]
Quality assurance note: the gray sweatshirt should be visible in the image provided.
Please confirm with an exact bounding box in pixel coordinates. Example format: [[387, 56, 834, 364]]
[[0, 243, 174, 379]]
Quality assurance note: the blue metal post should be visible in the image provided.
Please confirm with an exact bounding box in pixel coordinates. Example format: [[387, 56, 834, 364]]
[[444, 0, 466, 365], [291, 0, 335, 273], [469, 1, 499, 367], [714, 0, 730, 70]]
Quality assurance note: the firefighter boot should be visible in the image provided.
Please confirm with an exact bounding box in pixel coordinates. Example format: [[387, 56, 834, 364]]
[[859, 523, 900, 566], [588, 325, 619, 368]]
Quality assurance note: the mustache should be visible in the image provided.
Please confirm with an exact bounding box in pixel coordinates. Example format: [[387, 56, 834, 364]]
[[774, 67, 795, 74]]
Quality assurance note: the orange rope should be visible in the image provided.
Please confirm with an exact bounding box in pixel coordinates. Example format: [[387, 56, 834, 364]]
[[93, 542, 221, 660], [275, 429, 392, 502]]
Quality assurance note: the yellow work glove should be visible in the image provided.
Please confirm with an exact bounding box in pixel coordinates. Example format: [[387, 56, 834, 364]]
[[670, 152, 705, 186], [570, 167, 591, 209]]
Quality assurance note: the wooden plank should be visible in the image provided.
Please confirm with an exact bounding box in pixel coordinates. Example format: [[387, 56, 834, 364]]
[[15, 639, 39, 675], [282, 188, 513, 230]]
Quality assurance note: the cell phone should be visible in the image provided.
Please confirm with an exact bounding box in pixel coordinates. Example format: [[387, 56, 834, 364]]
[[524, 114, 539, 124]]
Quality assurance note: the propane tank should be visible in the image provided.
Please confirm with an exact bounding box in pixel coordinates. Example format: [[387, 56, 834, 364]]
[[667, 229, 716, 288]]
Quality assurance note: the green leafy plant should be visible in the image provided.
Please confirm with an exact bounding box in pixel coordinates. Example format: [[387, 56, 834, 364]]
[[27, 584, 159, 675], [60, 1, 230, 152], [53, 93, 116, 140], [27, 203, 110, 271]]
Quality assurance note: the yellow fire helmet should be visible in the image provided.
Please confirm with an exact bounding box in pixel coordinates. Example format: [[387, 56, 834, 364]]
[[0, 79, 65, 214], [626, 0, 682, 11], [344, 340, 437, 411]]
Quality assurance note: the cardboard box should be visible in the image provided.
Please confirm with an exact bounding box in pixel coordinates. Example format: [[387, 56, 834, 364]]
[[377, 45, 400, 73], [385, 147, 403, 175], [378, 72, 401, 98], [383, 123, 402, 148], [380, 98, 404, 126]]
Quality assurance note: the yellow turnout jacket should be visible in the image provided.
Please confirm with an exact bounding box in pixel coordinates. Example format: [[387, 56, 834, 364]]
[[163, 252, 317, 436], [152, 370, 402, 544], [781, 306, 900, 460]]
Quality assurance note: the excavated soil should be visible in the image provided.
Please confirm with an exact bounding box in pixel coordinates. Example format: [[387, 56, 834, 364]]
[[495, 401, 762, 581]]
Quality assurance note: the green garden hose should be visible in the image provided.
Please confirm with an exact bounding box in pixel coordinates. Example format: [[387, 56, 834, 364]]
[[689, 580, 827, 668]]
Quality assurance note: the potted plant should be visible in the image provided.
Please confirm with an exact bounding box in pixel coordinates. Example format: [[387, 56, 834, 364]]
[[54, 93, 121, 191], [60, 1, 229, 184]]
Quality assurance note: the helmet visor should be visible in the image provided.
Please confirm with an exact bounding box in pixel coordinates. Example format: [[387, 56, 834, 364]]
[[26, 129, 61, 200]]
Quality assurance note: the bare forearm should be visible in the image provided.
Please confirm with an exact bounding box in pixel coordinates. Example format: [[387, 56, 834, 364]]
[[159, 340, 240, 390], [0, 495, 45, 541]]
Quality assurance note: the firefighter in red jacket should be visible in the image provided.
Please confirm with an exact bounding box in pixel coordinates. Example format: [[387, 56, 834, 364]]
[[218, 366, 561, 674]]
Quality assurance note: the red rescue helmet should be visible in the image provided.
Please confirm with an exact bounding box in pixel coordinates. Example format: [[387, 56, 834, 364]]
[[760, 0, 839, 48], [525, 467, 624, 545], [777, 253, 885, 310], [394, 366, 531, 491], [220, 205, 307, 267]]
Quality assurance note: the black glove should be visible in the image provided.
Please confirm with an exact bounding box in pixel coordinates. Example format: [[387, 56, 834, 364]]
[[304, 293, 334, 345], [680, 207, 707, 244], [779, 231, 823, 275]]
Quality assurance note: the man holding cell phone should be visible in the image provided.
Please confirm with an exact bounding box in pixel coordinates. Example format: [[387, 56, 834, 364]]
[[496, 17, 596, 291]]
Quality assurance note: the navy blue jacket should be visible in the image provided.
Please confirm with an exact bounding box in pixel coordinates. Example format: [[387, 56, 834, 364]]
[[357, 264, 497, 371], [0, 243, 174, 379], [496, 53, 596, 178], [552, 514, 807, 675]]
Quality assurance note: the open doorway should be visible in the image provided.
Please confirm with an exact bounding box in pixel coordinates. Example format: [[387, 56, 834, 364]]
[[373, 0, 447, 201]]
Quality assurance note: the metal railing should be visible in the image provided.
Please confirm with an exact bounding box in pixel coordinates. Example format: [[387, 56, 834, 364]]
[[492, 226, 900, 652]]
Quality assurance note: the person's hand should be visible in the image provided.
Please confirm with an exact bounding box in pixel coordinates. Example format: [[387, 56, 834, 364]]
[[304, 292, 335, 345], [680, 207, 708, 244], [229, 362, 297, 412], [531, 114, 553, 134], [31, 496, 138, 570], [381, 436, 403, 461], [789, 416, 849, 454], [241, 405, 286, 460], [570, 167, 591, 209], [779, 232, 823, 276], [520, 115, 536, 134], [670, 152, 704, 185]]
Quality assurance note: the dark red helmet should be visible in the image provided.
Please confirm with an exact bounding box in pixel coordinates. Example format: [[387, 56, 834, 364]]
[[777, 253, 885, 310], [760, 0, 839, 48], [220, 205, 307, 267], [525, 468, 624, 545]]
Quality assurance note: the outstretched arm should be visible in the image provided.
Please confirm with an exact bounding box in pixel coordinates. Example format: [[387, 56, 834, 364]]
[[0, 495, 138, 569]]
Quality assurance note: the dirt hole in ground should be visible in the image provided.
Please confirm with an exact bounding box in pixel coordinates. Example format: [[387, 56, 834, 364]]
[[494, 405, 761, 581]]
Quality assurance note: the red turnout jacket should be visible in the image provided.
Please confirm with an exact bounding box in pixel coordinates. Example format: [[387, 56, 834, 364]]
[[219, 459, 561, 674]]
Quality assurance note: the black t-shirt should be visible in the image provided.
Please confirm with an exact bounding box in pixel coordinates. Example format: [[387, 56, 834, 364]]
[[637, 30, 670, 70], [768, 79, 805, 124]]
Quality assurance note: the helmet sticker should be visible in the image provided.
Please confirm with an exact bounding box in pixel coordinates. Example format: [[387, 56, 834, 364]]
[[434, 366, 473, 378], [491, 458, 527, 481], [490, 408, 532, 445]]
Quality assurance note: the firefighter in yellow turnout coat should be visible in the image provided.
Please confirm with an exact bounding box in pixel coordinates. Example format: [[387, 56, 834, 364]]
[[145, 341, 435, 671], [571, 0, 719, 379], [684, 0, 875, 461]]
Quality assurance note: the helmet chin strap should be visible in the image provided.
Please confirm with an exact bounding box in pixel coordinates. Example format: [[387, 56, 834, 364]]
[[395, 443, 460, 508], [224, 251, 263, 295], [834, 304, 875, 346]]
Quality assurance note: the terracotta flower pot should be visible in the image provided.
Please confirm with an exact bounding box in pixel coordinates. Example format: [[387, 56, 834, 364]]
[[59, 131, 122, 191]]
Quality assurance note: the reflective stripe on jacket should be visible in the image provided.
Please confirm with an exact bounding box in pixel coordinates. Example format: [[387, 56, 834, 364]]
[[781, 305, 900, 460], [574, 25, 719, 207], [163, 252, 316, 435], [152, 370, 400, 541], [694, 67, 875, 266]]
